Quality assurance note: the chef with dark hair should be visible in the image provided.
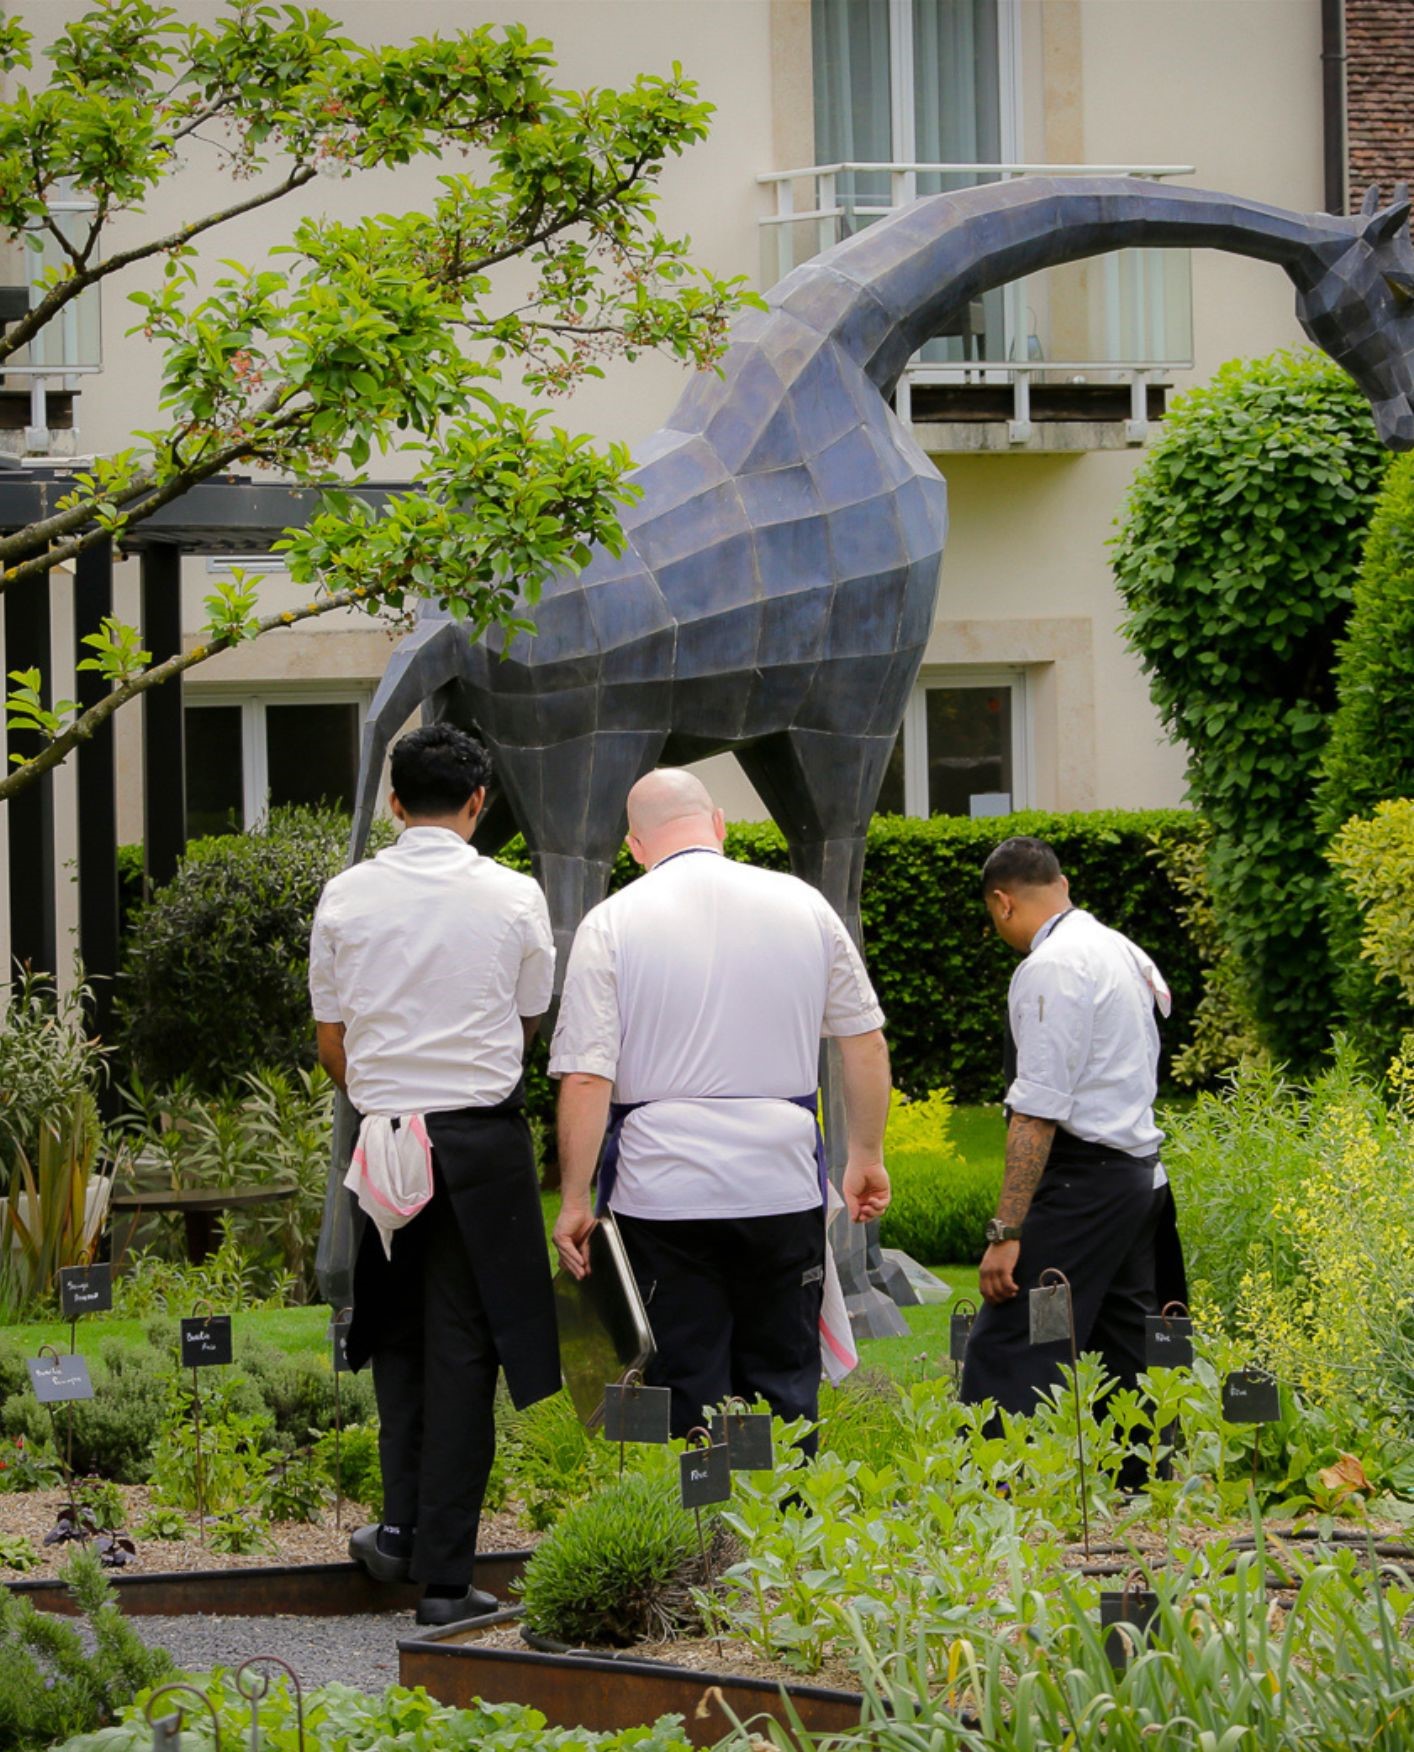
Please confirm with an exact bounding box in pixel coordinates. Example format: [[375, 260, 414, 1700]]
[[960, 835, 1186, 1420]]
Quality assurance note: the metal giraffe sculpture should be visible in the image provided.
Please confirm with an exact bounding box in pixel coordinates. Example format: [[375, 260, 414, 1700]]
[[341, 175, 1414, 1331]]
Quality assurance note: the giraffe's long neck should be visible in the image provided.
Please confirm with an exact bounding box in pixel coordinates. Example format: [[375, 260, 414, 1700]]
[[782, 177, 1354, 397]]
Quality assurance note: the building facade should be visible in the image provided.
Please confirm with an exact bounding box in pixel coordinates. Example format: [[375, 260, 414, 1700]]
[[1, 0, 1396, 977]]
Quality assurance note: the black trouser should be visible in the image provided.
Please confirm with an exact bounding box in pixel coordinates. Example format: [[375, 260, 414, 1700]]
[[616, 1207, 825, 1446], [960, 1150, 1166, 1422], [355, 1157, 499, 1588]]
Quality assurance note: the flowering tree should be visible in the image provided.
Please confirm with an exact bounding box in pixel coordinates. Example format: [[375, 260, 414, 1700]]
[[0, 0, 755, 800]]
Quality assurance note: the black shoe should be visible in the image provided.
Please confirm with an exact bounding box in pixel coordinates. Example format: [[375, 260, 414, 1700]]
[[415, 1585, 499, 1627], [349, 1523, 412, 1584]]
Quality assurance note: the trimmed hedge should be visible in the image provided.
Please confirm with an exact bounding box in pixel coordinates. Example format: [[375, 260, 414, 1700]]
[[123, 806, 1203, 1105], [716, 809, 1205, 1103]]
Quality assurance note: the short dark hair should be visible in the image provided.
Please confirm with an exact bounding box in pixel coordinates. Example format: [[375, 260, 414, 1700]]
[[981, 835, 1063, 898], [390, 724, 492, 816]]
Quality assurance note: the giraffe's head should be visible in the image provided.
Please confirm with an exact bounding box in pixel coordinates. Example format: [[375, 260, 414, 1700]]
[[1295, 184, 1414, 450]]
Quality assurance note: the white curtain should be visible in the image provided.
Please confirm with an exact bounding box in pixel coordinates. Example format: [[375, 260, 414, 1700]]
[[812, 0, 893, 214]]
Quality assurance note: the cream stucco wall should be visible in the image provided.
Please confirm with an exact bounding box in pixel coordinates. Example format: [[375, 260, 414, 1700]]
[[2, 0, 1335, 970]]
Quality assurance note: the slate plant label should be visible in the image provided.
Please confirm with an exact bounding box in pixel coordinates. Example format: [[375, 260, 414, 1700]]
[[949, 1310, 975, 1362], [1222, 1369, 1280, 1423], [26, 1354, 94, 1404], [603, 1381, 672, 1444], [328, 1310, 353, 1375], [1145, 1313, 1194, 1368], [1030, 1280, 1074, 1345], [1100, 1587, 1159, 1669], [679, 1442, 731, 1508], [710, 1410, 774, 1471], [180, 1315, 233, 1368], [58, 1263, 112, 1318]]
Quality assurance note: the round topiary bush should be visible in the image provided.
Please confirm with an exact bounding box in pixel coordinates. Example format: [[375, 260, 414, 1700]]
[[1113, 348, 1392, 1068], [117, 805, 393, 1092], [515, 1470, 734, 1647]]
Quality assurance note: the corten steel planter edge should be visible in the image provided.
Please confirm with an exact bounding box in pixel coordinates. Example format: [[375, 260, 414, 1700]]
[[5, 1550, 533, 1617], [396, 1629, 864, 1746]]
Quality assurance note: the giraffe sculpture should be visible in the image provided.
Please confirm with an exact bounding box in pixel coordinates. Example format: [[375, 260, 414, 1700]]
[[334, 176, 1414, 1329]]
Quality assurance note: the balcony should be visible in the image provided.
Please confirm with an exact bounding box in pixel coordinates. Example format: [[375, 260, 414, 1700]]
[[0, 189, 103, 457], [757, 162, 1195, 451]]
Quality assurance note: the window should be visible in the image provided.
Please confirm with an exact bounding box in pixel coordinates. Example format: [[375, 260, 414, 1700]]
[[183, 692, 366, 836], [811, 0, 1017, 361], [876, 669, 1029, 818]]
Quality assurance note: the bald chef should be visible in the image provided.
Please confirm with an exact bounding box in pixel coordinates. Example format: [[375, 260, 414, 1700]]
[[548, 768, 893, 1441]]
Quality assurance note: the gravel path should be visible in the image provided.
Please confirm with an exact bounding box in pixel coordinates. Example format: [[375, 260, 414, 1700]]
[[125, 1612, 413, 1693]]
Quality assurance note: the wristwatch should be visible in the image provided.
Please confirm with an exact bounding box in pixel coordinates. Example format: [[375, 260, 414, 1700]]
[[985, 1218, 1023, 1245]]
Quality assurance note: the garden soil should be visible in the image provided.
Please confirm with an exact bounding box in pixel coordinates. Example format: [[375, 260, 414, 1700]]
[[0, 1485, 534, 1581]]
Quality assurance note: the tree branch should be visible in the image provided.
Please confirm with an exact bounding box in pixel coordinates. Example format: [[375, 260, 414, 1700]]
[[0, 164, 316, 365], [0, 582, 389, 804]]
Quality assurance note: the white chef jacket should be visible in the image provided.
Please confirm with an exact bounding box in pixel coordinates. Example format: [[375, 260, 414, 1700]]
[[548, 847, 885, 1220], [309, 826, 555, 1116], [1006, 907, 1169, 1179]]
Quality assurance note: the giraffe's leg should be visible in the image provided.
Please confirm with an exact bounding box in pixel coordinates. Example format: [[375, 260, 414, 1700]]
[[737, 732, 911, 1339], [489, 731, 669, 981]]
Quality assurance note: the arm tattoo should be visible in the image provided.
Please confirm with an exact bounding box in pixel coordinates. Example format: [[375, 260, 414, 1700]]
[[995, 1114, 1057, 1229]]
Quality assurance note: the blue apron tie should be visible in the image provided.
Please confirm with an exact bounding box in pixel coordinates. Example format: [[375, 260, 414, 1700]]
[[594, 1093, 827, 1216]]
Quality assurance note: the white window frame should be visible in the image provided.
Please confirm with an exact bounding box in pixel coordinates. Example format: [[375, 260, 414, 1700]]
[[885, 0, 1022, 193], [898, 665, 1032, 818], [184, 687, 369, 830]]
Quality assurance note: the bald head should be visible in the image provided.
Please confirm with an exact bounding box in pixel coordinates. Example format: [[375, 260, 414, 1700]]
[[626, 768, 725, 868]]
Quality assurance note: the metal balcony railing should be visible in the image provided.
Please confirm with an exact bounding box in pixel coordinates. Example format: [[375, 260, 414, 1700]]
[[756, 162, 1195, 441], [1, 190, 103, 451]]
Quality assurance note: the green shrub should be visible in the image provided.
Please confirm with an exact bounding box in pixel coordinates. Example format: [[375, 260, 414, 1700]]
[[313, 1420, 382, 1510], [1317, 455, 1414, 1071], [1166, 1044, 1414, 1420], [237, 1340, 375, 1450], [1147, 826, 1265, 1086], [516, 1469, 730, 1646], [1328, 801, 1414, 1073], [0, 1343, 171, 1484], [501, 1390, 620, 1531], [0, 1545, 172, 1752], [1113, 349, 1392, 1067], [49, 1682, 697, 1752], [0, 969, 109, 1189], [117, 805, 393, 1091]]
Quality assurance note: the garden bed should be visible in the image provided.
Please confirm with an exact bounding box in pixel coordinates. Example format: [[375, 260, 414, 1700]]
[[0, 1483, 535, 1584], [398, 1613, 865, 1744]]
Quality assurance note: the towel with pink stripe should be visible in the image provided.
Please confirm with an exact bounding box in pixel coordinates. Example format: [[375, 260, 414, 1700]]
[[344, 1113, 435, 1259]]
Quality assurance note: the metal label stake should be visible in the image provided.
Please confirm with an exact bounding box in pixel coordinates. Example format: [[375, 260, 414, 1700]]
[[680, 1427, 728, 1658], [144, 1682, 222, 1751], [236, 1654, 306, 1752], [329, 1307, 352, 1530], [1030, 1266, 1090, 1556]]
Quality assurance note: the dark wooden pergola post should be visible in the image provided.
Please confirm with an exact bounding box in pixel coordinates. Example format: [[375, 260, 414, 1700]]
[[4, 563, 56, 978], [74, 537, 119, 1047], [140, 544, 186, 891]]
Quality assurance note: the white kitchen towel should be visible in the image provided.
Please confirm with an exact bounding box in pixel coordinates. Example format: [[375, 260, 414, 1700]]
[[819, 1181, 859, 1384], [344, 1113, 434, 1259]]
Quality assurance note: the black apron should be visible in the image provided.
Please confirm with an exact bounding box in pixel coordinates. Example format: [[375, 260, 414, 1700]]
[[344, 1088, 561, 1410]]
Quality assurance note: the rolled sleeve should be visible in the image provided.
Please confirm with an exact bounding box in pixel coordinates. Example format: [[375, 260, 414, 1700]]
[[308, 900, 343, 1025], [820, 907, 886, 1038], [515, 890, 557, 1018], [1005, 957, 1094, 1122], [548, 917, 621, 1080]]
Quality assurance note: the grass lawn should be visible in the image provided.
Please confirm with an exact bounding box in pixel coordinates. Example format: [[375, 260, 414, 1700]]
[[5, 1106, 1005, 1376]]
